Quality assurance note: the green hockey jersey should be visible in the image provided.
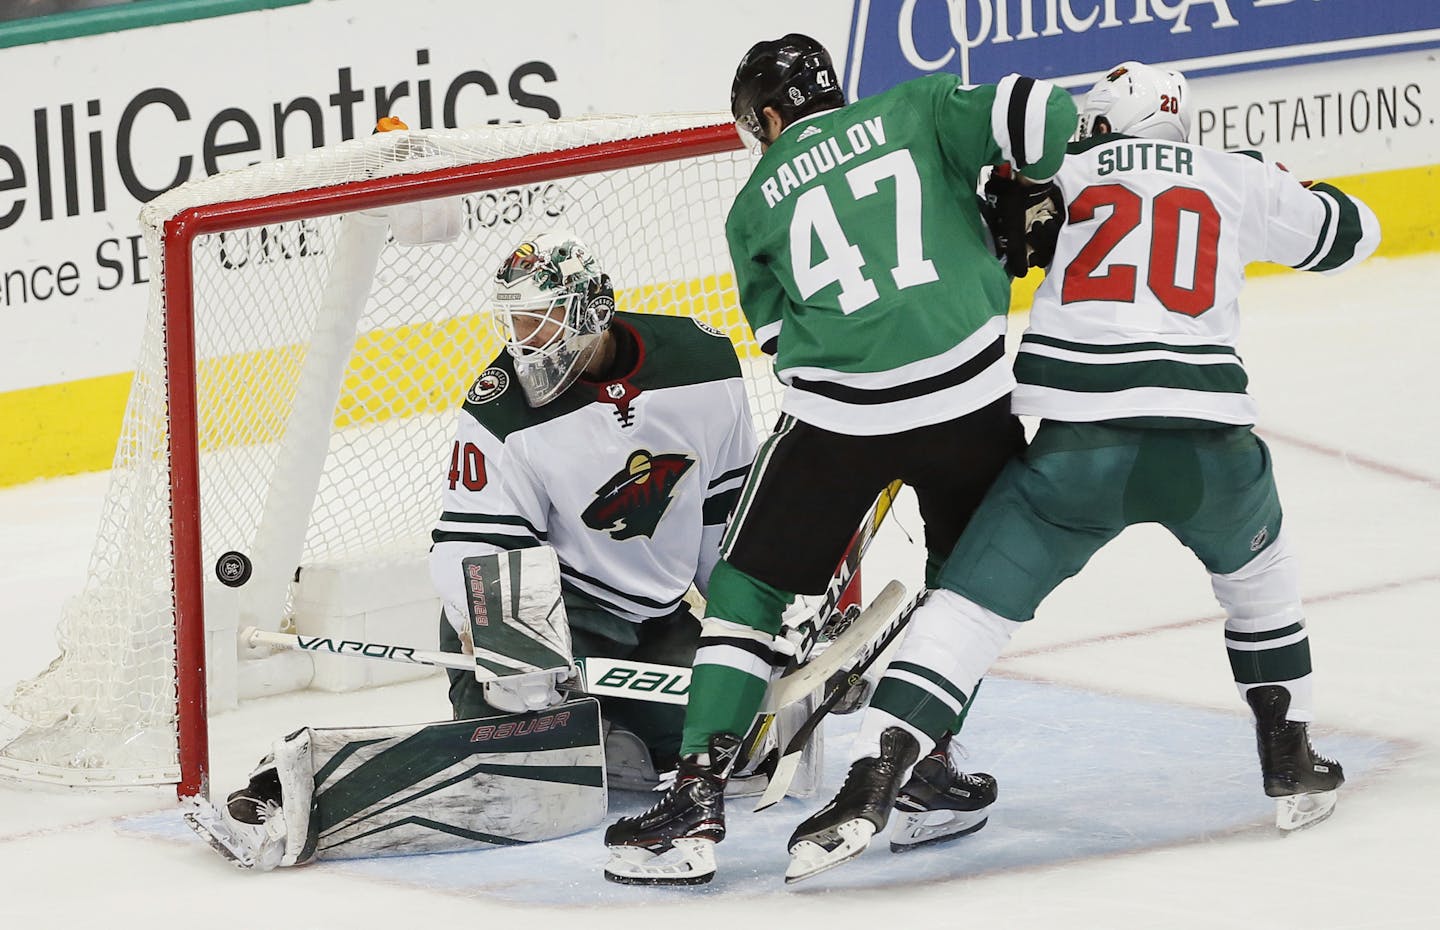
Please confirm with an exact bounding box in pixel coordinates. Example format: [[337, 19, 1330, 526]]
[[725, 73, 1077, 434]]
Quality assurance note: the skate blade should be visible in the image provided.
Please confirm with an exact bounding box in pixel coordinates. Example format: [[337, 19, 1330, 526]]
[[889, 807, 989, 853], [603, 838, 716, 885], [181, 804, 256, 869], [1276, 790, 1338, 832], [784, 819, 875, 884]]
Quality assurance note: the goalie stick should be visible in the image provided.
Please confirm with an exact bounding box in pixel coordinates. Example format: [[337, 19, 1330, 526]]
[[242, 619, 898, 715], [753, 580, 921, 812], [243, 627, 689, 705]]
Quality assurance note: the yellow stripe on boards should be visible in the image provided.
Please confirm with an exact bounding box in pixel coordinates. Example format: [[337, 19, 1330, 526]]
[[1317, 163, 1437, 259], [2, 162, 1434, 488], [618, 271, 763, 360], [0, 278, 763, 487], [0, 372, 132, 486]]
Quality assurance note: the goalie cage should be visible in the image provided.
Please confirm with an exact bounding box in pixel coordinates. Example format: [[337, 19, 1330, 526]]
[[0, 114, 785, 797]]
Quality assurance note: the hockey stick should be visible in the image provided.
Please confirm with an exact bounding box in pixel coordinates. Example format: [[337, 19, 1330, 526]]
[[247, 481, 906, 721], [738, 480, 905, 767], [803, 479, 904, 651], [753, 580, 922, 812], [761, 578, 908, 713], [242, 627, 690, 705], [241, 625, 896, 712]]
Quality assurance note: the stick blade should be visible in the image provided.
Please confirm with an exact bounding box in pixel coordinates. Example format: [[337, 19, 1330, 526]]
[[753, 753, 802, 812], [762, 579, 907, 713]]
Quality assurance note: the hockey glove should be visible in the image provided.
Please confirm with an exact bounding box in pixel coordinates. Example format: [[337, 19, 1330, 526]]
[[482, 669, 569, 714], [983, 166, 1064, 277], [824, 666, 877, 715], [774, 594, 825, 665]]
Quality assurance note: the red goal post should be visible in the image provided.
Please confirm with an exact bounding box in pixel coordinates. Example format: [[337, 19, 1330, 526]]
[[0, 114, 785, 798]]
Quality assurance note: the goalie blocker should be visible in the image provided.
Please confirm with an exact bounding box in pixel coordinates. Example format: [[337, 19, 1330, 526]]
[[444, 547, 827, 793], [184, 698, 606, 870]]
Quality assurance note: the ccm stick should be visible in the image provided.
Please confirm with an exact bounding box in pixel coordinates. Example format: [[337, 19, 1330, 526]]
[[737, 480, 904, 767]]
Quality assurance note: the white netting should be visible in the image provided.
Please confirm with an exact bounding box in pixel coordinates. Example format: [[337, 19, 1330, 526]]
[[0, 114, 774, 788]]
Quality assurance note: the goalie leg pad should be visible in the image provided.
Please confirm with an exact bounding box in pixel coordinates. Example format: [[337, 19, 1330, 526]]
[[775, 688, 825, 799], [604, 723, 661, 791], [189, 699, 606, 868], [463, 546, 571, 673], [726, 689, 824, 800], [302, 698, 606, 863]]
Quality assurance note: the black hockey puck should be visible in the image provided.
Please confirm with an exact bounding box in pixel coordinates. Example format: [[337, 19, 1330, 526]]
[[215, 551, 253, 587]]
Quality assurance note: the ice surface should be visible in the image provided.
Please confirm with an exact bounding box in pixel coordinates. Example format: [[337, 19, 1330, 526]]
[[2, 256, 1437, 929]]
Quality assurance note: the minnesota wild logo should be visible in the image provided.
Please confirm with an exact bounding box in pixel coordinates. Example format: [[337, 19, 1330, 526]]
[[582, 449, 694, 540], [466, 368, 510, 404]]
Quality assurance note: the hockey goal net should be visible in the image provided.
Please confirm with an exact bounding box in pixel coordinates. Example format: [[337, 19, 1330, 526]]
[[0, 114, 777, 797]]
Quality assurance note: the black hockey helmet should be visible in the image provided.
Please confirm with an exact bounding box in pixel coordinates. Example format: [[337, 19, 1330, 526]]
[[730, 33, 845, 144]]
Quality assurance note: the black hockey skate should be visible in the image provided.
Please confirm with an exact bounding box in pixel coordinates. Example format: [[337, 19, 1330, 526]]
[[889, 735, 997, 852], [603, 733, 740, 885], [1247, 685, 1345, 831], [785, 726, 920, 884]]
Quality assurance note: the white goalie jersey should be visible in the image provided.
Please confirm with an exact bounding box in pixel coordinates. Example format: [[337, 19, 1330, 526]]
[[430, 312, 758, 632], [1016, 136, 1381, 426]]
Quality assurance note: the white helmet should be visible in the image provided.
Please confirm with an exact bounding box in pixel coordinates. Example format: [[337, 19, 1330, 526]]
[[491, 230, 615, 407], [1078, 62, 1192, 142]]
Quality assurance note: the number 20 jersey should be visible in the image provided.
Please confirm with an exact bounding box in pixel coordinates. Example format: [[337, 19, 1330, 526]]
[[1016, 134, 1381, 427]]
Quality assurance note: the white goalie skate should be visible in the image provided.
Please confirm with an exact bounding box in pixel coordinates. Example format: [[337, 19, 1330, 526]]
[[181, 794, 287, 871]]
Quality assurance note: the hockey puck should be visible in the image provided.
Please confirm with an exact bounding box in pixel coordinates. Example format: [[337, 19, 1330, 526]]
[[215, 551, 253, 587]]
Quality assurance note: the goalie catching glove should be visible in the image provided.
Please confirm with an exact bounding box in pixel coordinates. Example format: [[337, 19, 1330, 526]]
[[982, 164, 1064, 277]]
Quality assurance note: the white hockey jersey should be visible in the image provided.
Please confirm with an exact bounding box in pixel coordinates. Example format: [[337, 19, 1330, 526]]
[[1014, 135, 1381, 426], [430, 312, 757, 631]]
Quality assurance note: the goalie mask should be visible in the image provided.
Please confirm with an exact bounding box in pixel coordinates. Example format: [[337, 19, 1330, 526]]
[[1078, 62, 1192, 143], [491, 231, 616, 407], [731, 33, 845, 146]]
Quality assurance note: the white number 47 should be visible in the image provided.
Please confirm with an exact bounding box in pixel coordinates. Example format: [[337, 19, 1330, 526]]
[[788, 148, 937, 313]]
